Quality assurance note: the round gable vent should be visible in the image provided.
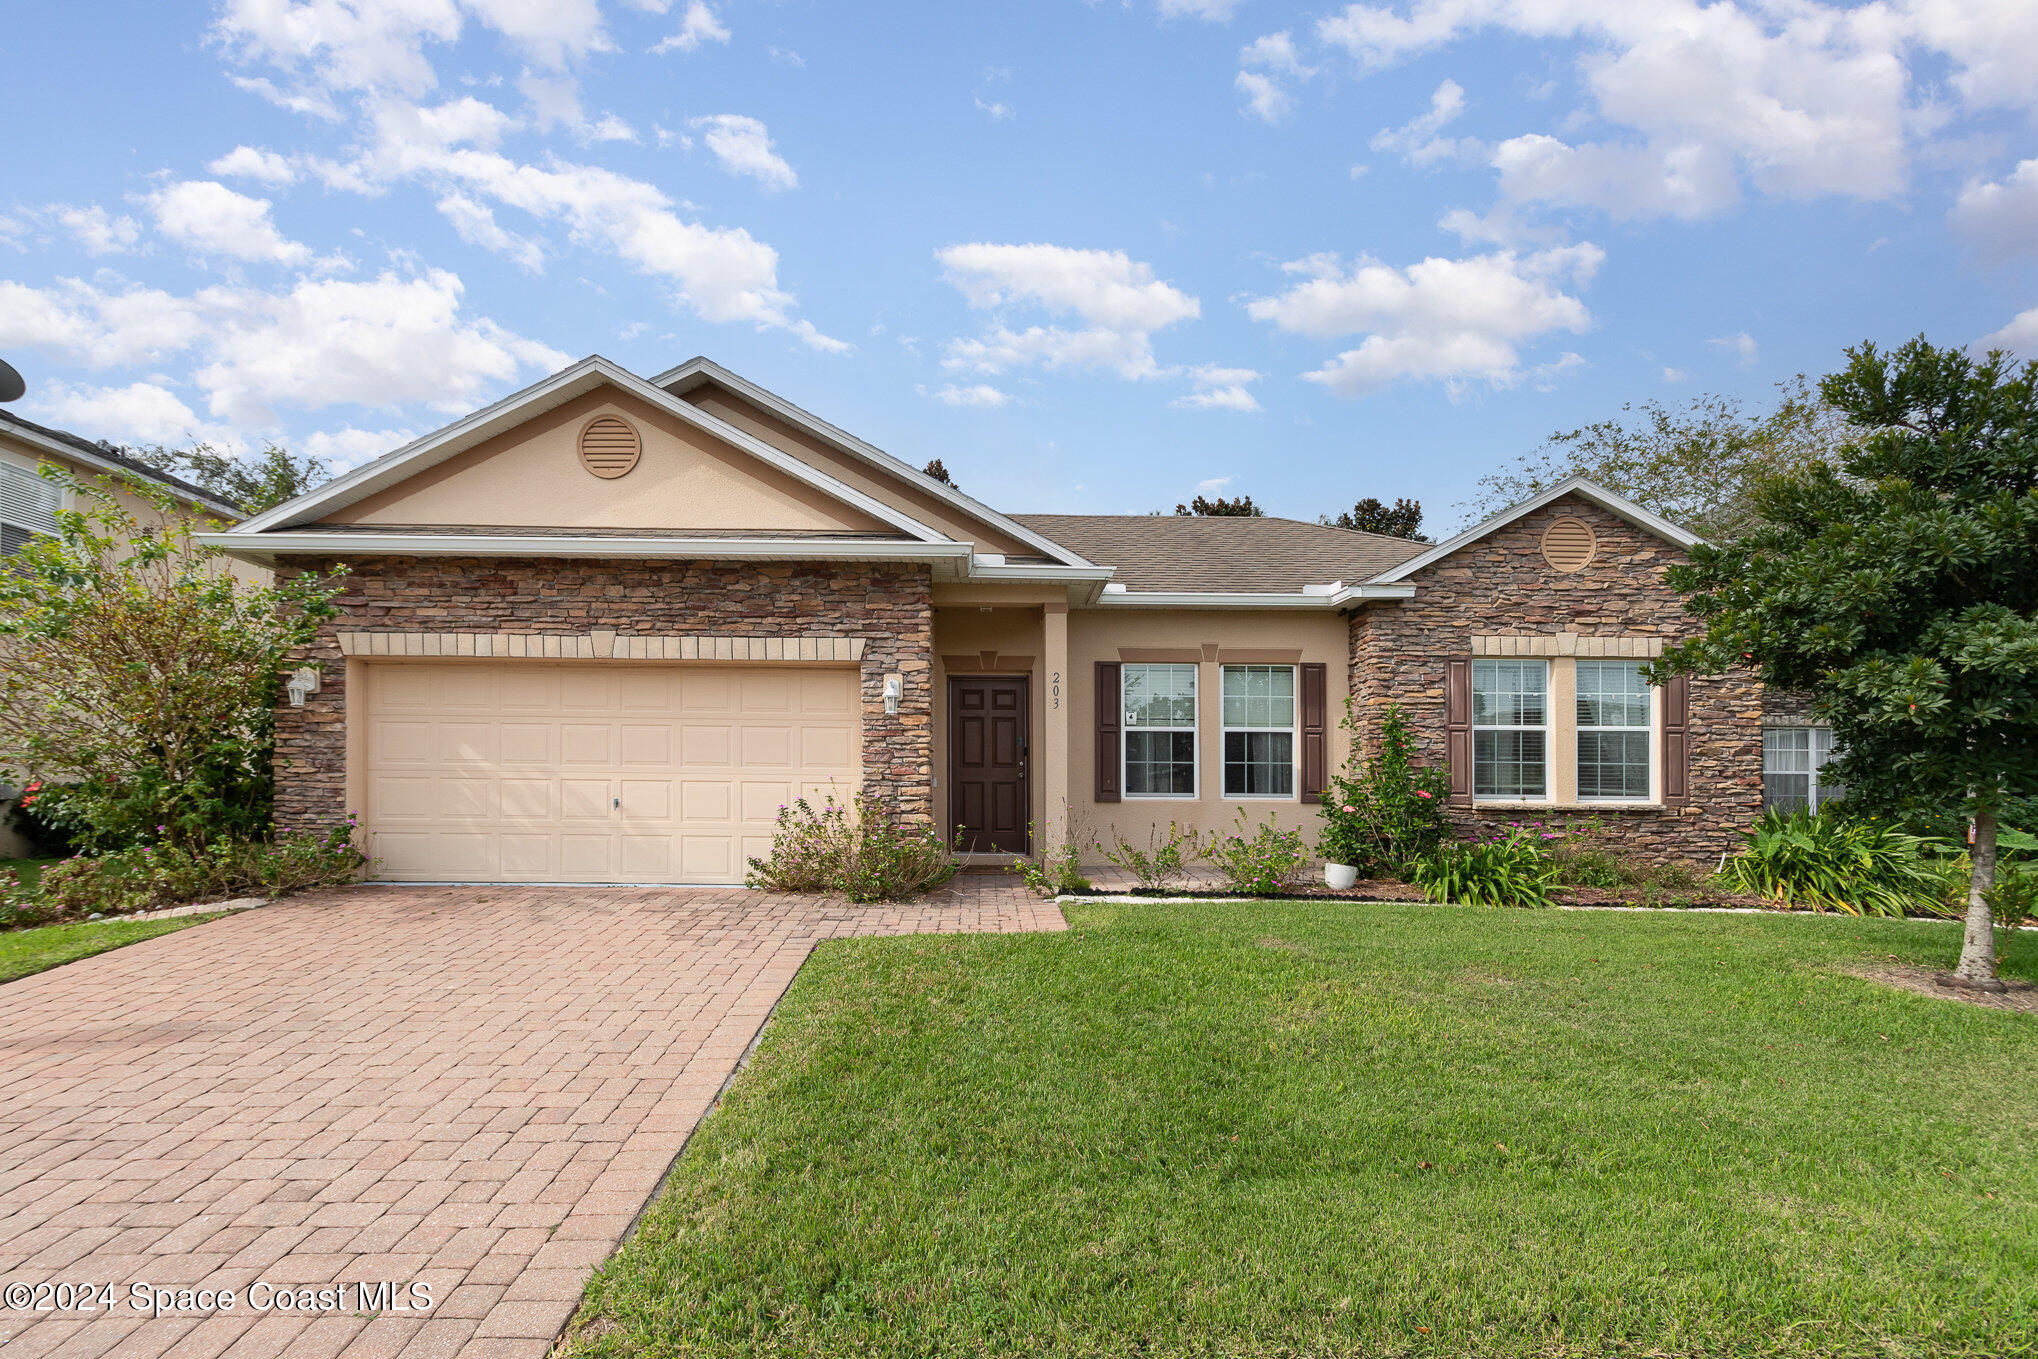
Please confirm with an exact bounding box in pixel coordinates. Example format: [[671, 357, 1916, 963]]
[[578, 415, 641, 479], [1541, 515, 1597, 573]]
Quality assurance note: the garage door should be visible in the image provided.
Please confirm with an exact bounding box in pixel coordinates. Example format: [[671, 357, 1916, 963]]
[[363, 662, 861, 883]]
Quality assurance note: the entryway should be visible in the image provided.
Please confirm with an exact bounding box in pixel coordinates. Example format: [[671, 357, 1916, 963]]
[[947, 675, 1029, 853]]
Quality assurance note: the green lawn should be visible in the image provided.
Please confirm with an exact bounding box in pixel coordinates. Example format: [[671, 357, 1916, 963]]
[[568, 901, 2037, 1359], [0, 912, 218, 984]]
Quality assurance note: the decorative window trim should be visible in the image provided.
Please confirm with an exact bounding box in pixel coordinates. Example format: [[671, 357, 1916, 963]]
[[1472, 634, 1664, 658], [1472, 658, 1551, 802], [1574, 659, 1655, 803], [335, 631, 869, 662], [1122, 661, 1198, 801], [1220, 663, 1297, 801]]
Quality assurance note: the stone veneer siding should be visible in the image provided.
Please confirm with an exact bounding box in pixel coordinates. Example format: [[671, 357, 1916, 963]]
[[1347, 494, 1762, 863], [273, 557, 934, 833]]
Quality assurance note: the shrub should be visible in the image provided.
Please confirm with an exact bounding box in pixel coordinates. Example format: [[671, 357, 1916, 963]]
[[1318, 703, 1452, 878], [1543, 817, 1709, 904], [1207, 809, 1310, 895], [1097, 821, 1203, 892], [1718, 810, 1948, 917], [1014, 829, 1089, 897], [2, 823, 368, 929], [746, 792, 957, 903], [1409, 825, 1560, 908]]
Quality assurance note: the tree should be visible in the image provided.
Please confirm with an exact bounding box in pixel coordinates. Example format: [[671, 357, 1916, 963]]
[[1470, 378, 1848, 539], [1321, 497, 1427, 540], [1656, 338, 2038, 989], [921, 458, 958, 489], [0, 469, 345, 850], [123, 441, 332, 515], [1176, 494, 1262, 516]]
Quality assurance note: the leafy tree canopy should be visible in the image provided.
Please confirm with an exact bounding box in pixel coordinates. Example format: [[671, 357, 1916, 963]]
[[122, 441, 332, 516], [1176, 494, 1263, 517], [1470, 378, 1848, 540], [1657, 337, 2038, 984], [1321, 497, 1427, 540]]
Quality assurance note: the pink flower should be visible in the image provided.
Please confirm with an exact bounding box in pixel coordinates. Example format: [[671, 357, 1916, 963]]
[[1416, 790, 1432, 799], [1341, 804, 1356, 813]]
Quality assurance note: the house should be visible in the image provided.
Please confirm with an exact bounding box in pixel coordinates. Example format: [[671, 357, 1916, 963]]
[[202, 355, 1815, 886], [1, 408, 253, 856]]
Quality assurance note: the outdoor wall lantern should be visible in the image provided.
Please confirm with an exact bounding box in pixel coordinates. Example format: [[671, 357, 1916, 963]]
[[883, 673, 903, 715], [286, 666, 322, 708]]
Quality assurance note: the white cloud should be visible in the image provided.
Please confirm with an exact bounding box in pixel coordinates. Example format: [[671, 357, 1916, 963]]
[[1952, 160, 2038, 262], [144, 180, 311, 266], [1245, 244, 1602, 396], [579, 113, 639, 145], [436, 193, 546, 271], [1236, 32, 1315, 123], [26, 379, 229, 447], [209, 145, 301, 186], [1978, 307, 2038, 356], [1370, 78, 1468, 166], [1159, 0, 1240, 20], [1175, 365, 1262, 411], [1662, 366, 1686, 382], [301, 424, 418, 470], [690, 115, 798, 191], [1900, 0, 2038, 117], [938, 243, 1201, 381], [926, 383, 1013, 409], [51, 205, 141, 256], [1193, 475, 1234, 495], [0, 278, 212, 368], [654, 0, 729, 54], [974, 97, 1015, 121], [1711, 331, 1759, 366], [1488, 133, 1740, 219]]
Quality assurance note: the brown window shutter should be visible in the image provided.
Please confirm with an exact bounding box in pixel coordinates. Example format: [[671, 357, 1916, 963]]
[[1445, 657, 1473, 807], [1095, 661, 1122, 803], [1299, 662, 1328, 803], [1662, 674, 1690, 806]]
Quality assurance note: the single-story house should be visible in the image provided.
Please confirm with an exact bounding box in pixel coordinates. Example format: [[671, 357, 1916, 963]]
[[202, 355, 1833, 884]]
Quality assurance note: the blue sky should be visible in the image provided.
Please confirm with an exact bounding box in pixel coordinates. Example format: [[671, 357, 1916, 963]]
[[3, 0, 2035, 532]]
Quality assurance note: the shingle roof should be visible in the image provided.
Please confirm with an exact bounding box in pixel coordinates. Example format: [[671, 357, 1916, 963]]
[[0, 409, 241, 515], [1009, 514, 1428, 592]]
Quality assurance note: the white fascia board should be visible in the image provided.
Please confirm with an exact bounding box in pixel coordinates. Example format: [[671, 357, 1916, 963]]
[[1, 423, 242, 519], [196, 532, 973, 566], [967, 561, 1116, 583], [652, 355, 1098, 568], [1091, 589, 1346, 609], [228, 356, 951, 544], [1368, 475, 1703, 585]]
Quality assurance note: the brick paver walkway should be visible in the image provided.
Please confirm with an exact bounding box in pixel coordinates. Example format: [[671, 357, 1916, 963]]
[[0, 877, 1061, 1358]]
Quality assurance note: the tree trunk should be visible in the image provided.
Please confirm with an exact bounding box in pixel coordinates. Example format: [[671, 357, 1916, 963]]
[[1951, 806, 2002, 989]]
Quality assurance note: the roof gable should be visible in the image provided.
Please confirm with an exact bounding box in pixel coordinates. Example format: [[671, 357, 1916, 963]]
[[0, 411, 240, 519], [1366, 476, 1701, 584]]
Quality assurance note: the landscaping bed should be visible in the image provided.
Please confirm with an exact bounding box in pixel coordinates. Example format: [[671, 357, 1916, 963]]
[[1066, 878, 1782, 910], [564, 900, 2038, 1359]]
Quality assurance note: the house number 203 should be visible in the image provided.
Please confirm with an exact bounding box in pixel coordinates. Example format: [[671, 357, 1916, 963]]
[[1051, 671, 1061, 710]]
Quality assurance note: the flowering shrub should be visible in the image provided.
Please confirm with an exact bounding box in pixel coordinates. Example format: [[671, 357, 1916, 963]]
[[746, 792, 957, 903], [1318, 703, 1452, 877], [1409, 823, 1560, 908], [1206, 809, 1310, 895], [2, 822, 369, 929]]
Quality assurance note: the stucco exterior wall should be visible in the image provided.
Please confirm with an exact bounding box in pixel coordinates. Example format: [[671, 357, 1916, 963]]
[[1064, 607, 1352, 862], [1348, 493, 1762, 864], [272, 556, 935, 836]]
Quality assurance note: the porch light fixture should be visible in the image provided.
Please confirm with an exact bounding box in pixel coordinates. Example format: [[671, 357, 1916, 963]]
[[882, 673, 903, 715], [286, 666, 322, 708]]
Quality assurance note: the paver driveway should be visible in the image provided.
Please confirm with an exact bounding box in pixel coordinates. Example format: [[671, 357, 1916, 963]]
[[0, 878, 1062, 1359]]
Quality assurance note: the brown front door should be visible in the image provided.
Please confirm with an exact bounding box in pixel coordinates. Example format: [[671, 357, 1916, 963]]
[[948, 676, 1029, 854]]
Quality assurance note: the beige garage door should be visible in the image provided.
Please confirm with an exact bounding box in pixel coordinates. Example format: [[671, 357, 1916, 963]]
[[363, 661, 861, 883]]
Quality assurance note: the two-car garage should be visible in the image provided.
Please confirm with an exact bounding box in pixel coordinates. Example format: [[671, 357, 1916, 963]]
[[359, 662, 862, 884]]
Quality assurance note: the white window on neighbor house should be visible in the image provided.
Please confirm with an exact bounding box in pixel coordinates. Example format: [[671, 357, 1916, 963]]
[[1764, 727, 1845, 812], [1576, 660, 1653, 801], [1473, 658, 1549, 800], [1123, 662, 1198, 798], [0, 461, 61, 558], [1220, 664, 1296, 798]]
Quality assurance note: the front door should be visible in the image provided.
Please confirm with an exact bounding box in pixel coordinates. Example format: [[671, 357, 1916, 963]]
[[948, 676, 1029, 853]]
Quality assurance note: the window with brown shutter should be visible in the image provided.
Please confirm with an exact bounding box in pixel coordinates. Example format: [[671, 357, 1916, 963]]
[[1445, 657, 1473, 807], [1095, 661, 1122, 803], [1662, 674, 1691, 805], [1299, 662, 1327, 803]]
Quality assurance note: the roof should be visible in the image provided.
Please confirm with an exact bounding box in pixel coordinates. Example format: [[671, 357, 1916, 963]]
[[1367, 474, 1702, 583], [1010, 514, 1428, 593], [0, 409, 241, 518]]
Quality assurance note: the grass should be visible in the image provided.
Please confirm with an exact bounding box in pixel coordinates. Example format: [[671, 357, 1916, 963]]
[[568, 901, 2038, 1359], [2, 857, 58, 891], [0, 911, 218, 984]]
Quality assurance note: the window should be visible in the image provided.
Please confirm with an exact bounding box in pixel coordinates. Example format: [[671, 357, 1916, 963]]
[[1576, 661, 1652, 800], [1472, 659, 1548, 799], [0, 463, 61, 560], [1123, 663, 1197, 797], [1764, 727, 1845, 812], [1221, 664, 1295, 798]]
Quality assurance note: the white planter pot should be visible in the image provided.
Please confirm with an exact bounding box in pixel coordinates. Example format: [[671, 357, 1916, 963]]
[[1323, 862, 1359, 890]]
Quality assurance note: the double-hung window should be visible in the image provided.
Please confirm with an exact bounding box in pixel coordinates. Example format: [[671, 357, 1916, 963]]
[[1764, 727, 1844, 811], [0, 462, 61, 560], [1472, 659, 1548, 799], [1123, 663, 1197, 797], [1220, 664, 1294, 798], [1575, 661, 1652, 800]]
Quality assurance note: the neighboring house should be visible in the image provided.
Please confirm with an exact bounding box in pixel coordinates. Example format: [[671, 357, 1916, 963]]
[[1, 409, 252, 856], [201, 355, 1797, 886]]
